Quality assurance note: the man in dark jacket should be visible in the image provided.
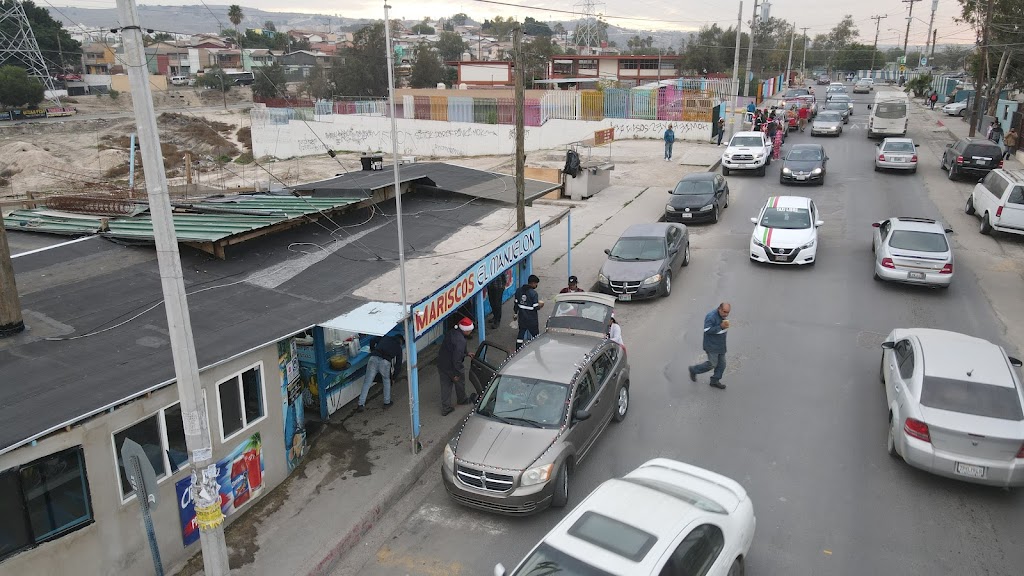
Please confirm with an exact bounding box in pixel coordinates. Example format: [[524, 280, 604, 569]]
[[487, 273, 507, 329], [356, 333, 404, 412], [513, 274, 544, 350], [559, 275, 584, 294], [687, 302, 731, 390], [437, 317, 476, 416]]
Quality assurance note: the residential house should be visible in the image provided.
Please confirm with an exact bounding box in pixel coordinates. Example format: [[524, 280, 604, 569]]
[[548, 54, 681, 83], [146, 42, 198, 76], [279, 50, 333, 81], [205, 48, 244, 71], [190, 34, 230, 50], [81, 42, 115, 75], [244, 49, 280, 70]]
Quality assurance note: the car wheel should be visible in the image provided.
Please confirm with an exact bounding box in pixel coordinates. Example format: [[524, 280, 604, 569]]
[[957, 109, 965, 117], [887, 415, 899, 457], [879, 357, 885, 383], [613, 385, 629, 422], [682, 242, 690, 266], [980, 213, 993, 235], [948, 162, 957, 180], [661, 271, 672, 297], [712, 205, 720, 223], [965, 196, 976, 215], [551, 463, 570, 508], [940, 154, 947, 170], [757, 164, 766, 176], [873, 271, 882, 281], [874, 164, 880, 172], [728, 558, 745, 576], [724, 192, 730, 209], [910, 167, 917, 174], [722, 166, 730, 176], [780, 174, 786, 185], [818, 176, 825, 186]]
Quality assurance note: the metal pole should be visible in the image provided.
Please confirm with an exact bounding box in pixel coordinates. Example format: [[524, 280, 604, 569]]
[[729, 1, 743, 141], [514, 24, 526, 232], [129, 132, 137, 193], [130, 455, 164, 576], [970, 0, 994, 137], [800, 27, 809, 80], [903, 0, 921, 56], [741, 0, 759, 98], [383, 3, 420, 454], [567, 209, 572, 280], [0, 223, 24, 337], [114, 0, 230, 573], [870, 16, 886, 77], [784, 24, 795, 87], [924, 0, 937, 64]]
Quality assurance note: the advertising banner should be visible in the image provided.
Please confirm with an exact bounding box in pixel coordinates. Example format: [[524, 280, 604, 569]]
[[174, 432, 265, 546], [278, 338, 307, 472]]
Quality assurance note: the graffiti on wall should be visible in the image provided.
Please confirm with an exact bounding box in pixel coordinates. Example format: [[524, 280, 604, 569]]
[[609, 120, 710, 138]]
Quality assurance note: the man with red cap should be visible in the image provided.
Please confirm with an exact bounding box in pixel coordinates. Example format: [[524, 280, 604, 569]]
[[437, 316, 477, 416]]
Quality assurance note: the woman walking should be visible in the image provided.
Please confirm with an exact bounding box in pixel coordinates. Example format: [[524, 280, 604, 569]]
[[772, 123, 783, 160]]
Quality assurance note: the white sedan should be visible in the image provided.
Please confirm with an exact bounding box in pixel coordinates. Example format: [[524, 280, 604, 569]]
[[749, 195, 823, 265], [942, 101, 967, 116], [874, 138, 919, 173], [496, 459, 756, 576], [881, 329, 1024, 488]]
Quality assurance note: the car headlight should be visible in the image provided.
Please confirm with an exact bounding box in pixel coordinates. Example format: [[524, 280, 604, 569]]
[[811, 168, 822, 174], [598, 272, 608, 284], [782, 167, 792, 174], [520, 463, 554, 487], [752, 235, 765, 248], [443, 443, 456, 472], [723, 154, 732, 160], [801, 239, 816, 249], [700, 204, 713, 211], [666, 204, 675, 212], [642, 273, 662, 285], [754, 154, 764, 160]]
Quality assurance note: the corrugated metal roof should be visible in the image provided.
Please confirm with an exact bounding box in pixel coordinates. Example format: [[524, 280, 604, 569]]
[[3, 209, 107, 235]]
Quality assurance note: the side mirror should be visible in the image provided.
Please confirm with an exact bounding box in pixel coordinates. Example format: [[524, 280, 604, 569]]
[[815, 220, 824, 227], [668, 189, 674, 194], [574, 409, 591, 422], [494, 565, 507, 576], [881, 341, 896, 350], [604, 248, 610, 255], [1009, 356, 1023, 368], [750, 217, 758, 224], [946, 143, 953, 148], [915, 143, 920, 147], [945, 227, 954, 233], [867, 104, 872, 109], [872, 222, 881, 228]]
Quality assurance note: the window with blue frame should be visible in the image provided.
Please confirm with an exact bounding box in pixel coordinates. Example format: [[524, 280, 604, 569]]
[[0, 447, 93, 562]]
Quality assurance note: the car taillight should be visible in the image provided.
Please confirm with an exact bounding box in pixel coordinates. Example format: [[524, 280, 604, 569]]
[[956, 155, 964, 164], [879, 154, 886, 161], [940, 263, 953, 274], [904, 418, 931, 442], [997, 205, 1004, 217], [1017, 443, 1024, 459], [911, 155, 918, 162], [881, 258, 895, 269]]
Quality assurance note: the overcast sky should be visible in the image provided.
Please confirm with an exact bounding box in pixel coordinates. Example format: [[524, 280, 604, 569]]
[[69, 0, 977, 45]]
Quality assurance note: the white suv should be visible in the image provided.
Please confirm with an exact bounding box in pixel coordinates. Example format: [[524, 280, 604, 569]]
[[721, 131, 772, 177], [965, 169, 1024, 236]]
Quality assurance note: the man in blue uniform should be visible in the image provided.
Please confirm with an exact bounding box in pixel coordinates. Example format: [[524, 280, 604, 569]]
[[513, 274, 544, 350], [687, 302, 731, 390]]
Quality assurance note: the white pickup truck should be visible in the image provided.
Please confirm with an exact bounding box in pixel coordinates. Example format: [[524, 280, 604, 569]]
[[721, 131, 773, 177]]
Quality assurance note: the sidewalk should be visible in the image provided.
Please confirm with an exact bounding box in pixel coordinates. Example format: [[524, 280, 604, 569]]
[[170, 140, 725, 576]]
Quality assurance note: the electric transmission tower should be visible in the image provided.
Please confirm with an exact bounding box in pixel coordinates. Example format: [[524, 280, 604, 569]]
[[573, 0, 603, 55], [0, 1, 61, 105]]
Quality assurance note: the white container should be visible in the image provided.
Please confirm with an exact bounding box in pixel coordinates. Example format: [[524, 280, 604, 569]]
[[346, 338, 360, 357]]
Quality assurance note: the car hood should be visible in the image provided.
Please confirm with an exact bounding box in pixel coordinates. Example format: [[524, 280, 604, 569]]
[[455, 415, 561, 470], [668, 192, 715, 209], [601, 257, 665, 280], [753, 225, 815, 248], [725, 146, 766, 154], [783, 160, 823, 172]]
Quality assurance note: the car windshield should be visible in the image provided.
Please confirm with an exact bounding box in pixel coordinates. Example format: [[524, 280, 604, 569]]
[[730, 136, 764, 147], [875, 103, 907, 118], [817, 113, 841, 122], [856, 81, 870, 86], [673, 180, 715, 195], [510, 542, 614, 576], [787, 148, 822, 161], [921, 377, 1024, 420], [609, 237, 666, 261], [760, 207, 812, 229], [882, 141, 916, 153], [827, 87, 845, 93], [784, 89, 809, 98], [888, 230, 949, 252], [476, 375, 569, 428]]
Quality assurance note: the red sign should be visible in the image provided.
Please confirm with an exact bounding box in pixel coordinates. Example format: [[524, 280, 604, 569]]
[[594, 128, 614, 146]]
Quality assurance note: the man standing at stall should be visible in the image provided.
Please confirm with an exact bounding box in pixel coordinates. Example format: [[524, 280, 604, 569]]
[[487, 273, 507, 330], [437, 318, 477, 416], [355, 333, 404, 413], [513, 274, 544, 350]]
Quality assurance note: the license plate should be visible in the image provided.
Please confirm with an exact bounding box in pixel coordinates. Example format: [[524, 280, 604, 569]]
[[617, 294, 631, 301], [772, 254, 789, 262], [894, 158, 906, 162], [955, 462, 986, 478], [908, 271, 926, 280], [680, 213, 692, 218], [796, 175, 807, 180]]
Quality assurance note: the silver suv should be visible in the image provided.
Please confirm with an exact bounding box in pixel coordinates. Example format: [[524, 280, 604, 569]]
[[443, 292, 629, 515]]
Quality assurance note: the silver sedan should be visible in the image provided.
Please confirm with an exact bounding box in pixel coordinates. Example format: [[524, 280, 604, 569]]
[[880, 328, 1024, 488], [872, 217, 954, 288], [875, 138, 919, 173], [810, 112, 843, 136]]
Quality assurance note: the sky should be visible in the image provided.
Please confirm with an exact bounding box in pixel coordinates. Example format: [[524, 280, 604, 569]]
[[59, 0, 978, 46]]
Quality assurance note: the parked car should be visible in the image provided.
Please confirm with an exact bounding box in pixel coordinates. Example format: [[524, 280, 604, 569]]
[[749, 195, 823, 265], [664, 172, 730, 223], [940, 137, 1003, 181], [871, 217, 954, 288], [965, 168, 1024, 235], [819, 101, 850, 123], [444, 292, 628, 515], [721, 131, 773, 176], [495, 459, 756, 576], [598, 223, 690, 299], [811, 112, 844, 136], [880, 328, 1024, 488], [780, 143, 828, 185], [853, 79, 873, 93], [875, 138, 919, 173], [942, 101, 968, 116]]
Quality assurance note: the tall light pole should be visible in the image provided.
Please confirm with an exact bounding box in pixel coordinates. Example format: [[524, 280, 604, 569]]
[[869, 15, 886, 77], [924, 0, 938, 64], [383, 3, 419, 454], [741, 0, 759, 97], [902, 0, 921, 56], [729, 1, 743, 141], [800, 26, 809, 80], [116, 0, 230, 573], [513, 24, 525, 231], [784, 24, 795, 87]]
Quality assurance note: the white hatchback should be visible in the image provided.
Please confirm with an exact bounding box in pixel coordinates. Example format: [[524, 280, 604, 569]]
[[496, 459, 756, 576], [749, 196, 823, 265]]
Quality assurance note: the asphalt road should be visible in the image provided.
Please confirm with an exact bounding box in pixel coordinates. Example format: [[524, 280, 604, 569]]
[[339, 88, 1024, 576]]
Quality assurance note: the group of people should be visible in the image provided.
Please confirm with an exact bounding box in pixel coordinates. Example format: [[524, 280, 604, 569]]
[[987, 121, 1019, 160], [748, 105, 787, 160]]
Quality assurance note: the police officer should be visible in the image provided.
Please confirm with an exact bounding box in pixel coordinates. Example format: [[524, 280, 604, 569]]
[[513, 274, 544, 350]]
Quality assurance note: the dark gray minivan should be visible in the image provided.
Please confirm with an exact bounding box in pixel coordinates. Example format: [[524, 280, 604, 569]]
[[443, 293, 629, 515]]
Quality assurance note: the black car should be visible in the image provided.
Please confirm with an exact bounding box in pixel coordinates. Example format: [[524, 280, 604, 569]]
[[664, 172, 730, 223], [817, 74, 831, 85], [597, 223, 690, 300], [819, 101, 850, 123], [780, 144, 829, 185], [940, 137, 1003, 180]]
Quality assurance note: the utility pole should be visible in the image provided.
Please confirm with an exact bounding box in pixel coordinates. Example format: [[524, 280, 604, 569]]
[[870, 15, 887, 77], [0, 223, 24, 337], [800, 27, 809, 80], [969, 0, 995, 137], [902, 0, 921, 56], [115, 0, 230, 574], [741, 0, 759, 98], [931, 29, 937, 58], [924, 0, 938, 65], [729, 1, 743, 141], [784, 24, 795, 88], [513, 23, 525, 231]]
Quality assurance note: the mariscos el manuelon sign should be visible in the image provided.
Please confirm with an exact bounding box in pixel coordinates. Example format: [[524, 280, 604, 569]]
[[412, 221, 542, 339]]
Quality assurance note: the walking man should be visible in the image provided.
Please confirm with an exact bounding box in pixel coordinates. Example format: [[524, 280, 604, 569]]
[[355, 333, 404, 412], [487, 273, 506, 329], [797, 104, 809, 132], [929, 92, 938, 109], [663, 124, 675, 161], [437, 317, 476, 416], [513, 274, 544, 350], [688, 302, 731, 390], [1004, 128, 1018, 160], [717, 117, 726, 146], [559, 275, 584, 294]]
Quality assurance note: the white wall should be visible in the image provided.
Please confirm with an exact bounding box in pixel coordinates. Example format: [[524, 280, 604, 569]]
[[461, 64, 510, 83], [251, 113, 711, 159]]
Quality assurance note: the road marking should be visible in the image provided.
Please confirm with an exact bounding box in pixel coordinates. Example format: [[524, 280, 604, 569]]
[[375, 546, 463, 576], [409, 503, 507, 536], [824, 549, 833, 556]]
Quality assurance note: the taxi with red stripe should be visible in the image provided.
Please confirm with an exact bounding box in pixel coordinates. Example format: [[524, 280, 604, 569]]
[[749, 196, 824, 265]]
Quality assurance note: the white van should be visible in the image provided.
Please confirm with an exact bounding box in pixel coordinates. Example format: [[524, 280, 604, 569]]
[[868, 92, 909, 138], [170, 76, 189, 86], [966, 169, 1024, 236]]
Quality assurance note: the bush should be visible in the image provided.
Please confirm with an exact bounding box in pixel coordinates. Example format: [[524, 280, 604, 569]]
[[108, 89, 121, 100], [234, 152, 254, 164]]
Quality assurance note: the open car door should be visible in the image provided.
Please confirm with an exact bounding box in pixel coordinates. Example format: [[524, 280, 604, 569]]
[[545, 292, 616, 339], [468, 340, 511, 393]]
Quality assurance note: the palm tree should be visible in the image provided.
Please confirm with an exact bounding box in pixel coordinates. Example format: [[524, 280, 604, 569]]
[[228, 5, 244, 69]]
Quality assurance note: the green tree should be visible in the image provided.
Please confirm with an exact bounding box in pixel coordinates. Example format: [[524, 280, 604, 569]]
[[152, 32, 172, 42], [813, 15, 859, 72], [334, 22, 389, 97], [0, 66, 43, 107], [522, 35, 562, 85], [523, 17, 552, 37], [253, 63, 286, 99], [680, 24, 736, 74], [411, 22, 435, 35], [301, 64, 334, 99], [449, 13, 469, 26], [263, 20, 276, 32], [228, 4, 244, 52], [0, 0, 81, 73], [482, 16, 517, 39], [436, 31, 467, 62], [197, 67, 231, 92], [409, 43, 444, 87]]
